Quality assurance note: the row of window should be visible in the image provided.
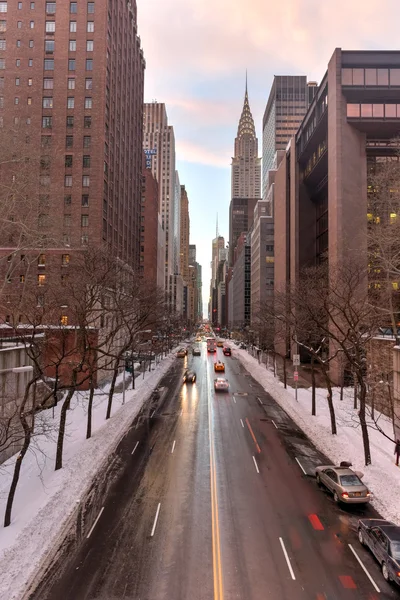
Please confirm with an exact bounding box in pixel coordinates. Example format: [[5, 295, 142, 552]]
[[42, 116, 92, 129], [64, 194, 89, 207], [44, 77, 93, 90], [64, 155, 91, 168], [45, 2, 95, 14], [42, 96, 93, 109], [342, 67, 400, 87], [63, 176, 91, 187], [45, 58, 93, 70], [46, 20, 94, 33], [347, 103, 400, 119]]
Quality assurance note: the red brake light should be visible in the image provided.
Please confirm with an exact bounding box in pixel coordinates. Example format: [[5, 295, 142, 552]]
[[397, 571, 400, 578], [366, 491, 371, 497], [342, 492, 349, 498]]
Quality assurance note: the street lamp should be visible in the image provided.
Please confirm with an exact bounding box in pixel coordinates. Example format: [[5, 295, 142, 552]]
[[0, 365, 34, 374]]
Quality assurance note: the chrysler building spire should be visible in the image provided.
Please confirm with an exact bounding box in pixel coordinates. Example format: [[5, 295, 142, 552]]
[[237, 76, 256, 141]]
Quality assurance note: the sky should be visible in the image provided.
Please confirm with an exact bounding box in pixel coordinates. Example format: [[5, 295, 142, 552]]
[[137, 0, 400, 316]]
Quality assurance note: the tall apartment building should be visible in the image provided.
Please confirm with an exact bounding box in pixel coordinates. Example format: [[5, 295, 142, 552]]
[[180, 185, 189, 283], [0, 0, 145, 310], [141, 153, 159, 288], [250, 200, 274, 321], [229, 82, 261, 265], [209, 235, 225, 320], [143, 102, 176, 292]]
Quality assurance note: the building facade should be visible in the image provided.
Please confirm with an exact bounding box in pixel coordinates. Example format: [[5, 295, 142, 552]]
[[180, 185, 189, 283], [230, 233, 251, 329], [141, 153, 159, 287], [250, 200, 274, 321], [230, 82, 261, 265]]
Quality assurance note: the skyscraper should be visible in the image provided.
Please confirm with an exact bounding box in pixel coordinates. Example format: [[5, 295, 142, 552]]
[[143, 102, 176, 292], [0, 0, 145, 304], [229, 81, 261, 265], [180, 185, 189, 283]]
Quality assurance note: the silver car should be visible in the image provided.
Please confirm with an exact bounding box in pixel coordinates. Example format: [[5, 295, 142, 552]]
[[315, 465, 371, 504]]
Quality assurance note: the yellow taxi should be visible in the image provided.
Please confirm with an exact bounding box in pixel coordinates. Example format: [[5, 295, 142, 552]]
[[217, 340, 224, 347], [214, 361, 225, 372]]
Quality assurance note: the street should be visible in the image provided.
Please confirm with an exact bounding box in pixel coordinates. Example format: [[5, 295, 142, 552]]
[[38, 345, 400, 600]]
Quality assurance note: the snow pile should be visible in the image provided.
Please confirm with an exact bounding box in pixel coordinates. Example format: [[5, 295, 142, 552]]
[[232, 346, 400, 525], [0, 353, 176, 600]]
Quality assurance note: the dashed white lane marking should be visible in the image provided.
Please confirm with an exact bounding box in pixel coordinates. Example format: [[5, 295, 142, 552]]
[[271, 420, 278, 429], [257, 397, 263, 405], [86, 507, 104, 539], [240, 419, 244, 428], [150, 410, 155, 418], [252, 455, 260, 474], [131, 441, 139, 455], [233, 397, 236, 403], [180, 408, 183, 417], [295, 457, 307, 475], [348, 544, 380, 593], [151, 503, 161, 537], [279, 537, 296, 580], [171, 440, 176, 454]]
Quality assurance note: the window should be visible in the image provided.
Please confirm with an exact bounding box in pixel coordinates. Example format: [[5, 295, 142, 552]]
[[84, 97, 92, 109], [38, 254, 46, 266], [81, 214, 89, 227], [45, 40, 54, 52], [64, 194, 71, 205], [82, 175, 90, 187], [18, 1, 22, 8], [85, 78, 92, 89], [81, 194, 89, 206], [377, 68, 389, 86], [0, 3, 8, 13], [20, 275, 25, 283], [14, 97, 19, 104], [372, 104, 384, 118], [67, 97, 74, 109], [0, 39, 5, 50], [81, 234, 88, 245], [42, 116, 52, 128], [68, 59, 75, 71], [86, 59, 93, 70], [43, 77, 53, 89], [45, 20, 55, 32], [44, 58, 54, 70], [65, 155, 73, 167], [62, 254, 70, 266], [0, 95, 3, 107], [83, 155, 90, 168], [29, 40, 33, 47], [0, 21, 5, 32], [347, 103, 360, 117], [16, 59, 21, 67], [60, 315, 68, 326], [0, 77, 3, 88], [65, 175, 72, 186], [0, 58, 4, 69], [15, 77, 20, 85], [69, 40, 76, 51], [83, 135, 91, 148], [352, 69, 364, 86], [63, 215, 71, 227], [66, 135, 73, 148], [30, 1, 35, 7], [385, 104, 397, 118], [69, 21, 76, 32], [30, 20, 34, 28], [17, 21, 22, 29], [38, 274, 46, 286], [41, 135, 51, 147], [390, 69, 400, 86], [87, 21, 94, 32], [66, 115, 74, 128], [46, 2, 56, 13], [67, 77, 75, 89], [28, 77, 33, 85], [42, 96, 53, 108], [87, 2, 94, 13], [361, 104, 373, 118], [84, 116, 91, 128], [16, 40, 20, 47], [28, 58, 33, 66], [86, 40, 93, 51], [70, 2, 77, 13]]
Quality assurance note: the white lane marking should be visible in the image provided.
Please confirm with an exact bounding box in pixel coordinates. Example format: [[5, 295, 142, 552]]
[[150, 410, 155, 418], [150, 503, 161, 537], [257, 397, 263, 405], [180, 408, 183, 417], [279, 537, 296, 580], [295, 457, 307, 475], [131, 441, 139, 455], [233, 397, 236, 403], [86, 507, 104, 539], [171, 440, 176, 454], [240, 419, 244, 428], [252, 455, 260, 474], [271, 420, 278, 429], [348, 544, 380, 593]]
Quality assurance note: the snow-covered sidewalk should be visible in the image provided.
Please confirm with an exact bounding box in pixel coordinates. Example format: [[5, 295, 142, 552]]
[[231, 345, 400, 526], [0, 353, 176, 600]]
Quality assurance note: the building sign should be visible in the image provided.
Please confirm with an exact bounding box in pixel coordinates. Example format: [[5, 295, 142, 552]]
[[144, 148, 156, 169]]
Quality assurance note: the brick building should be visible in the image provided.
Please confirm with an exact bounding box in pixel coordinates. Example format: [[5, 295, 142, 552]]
[[141, 153, 159, 288]]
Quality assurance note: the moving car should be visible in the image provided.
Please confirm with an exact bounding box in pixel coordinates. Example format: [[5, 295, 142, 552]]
[[183, 370, 196, 383], [315, 465, 370, 504], [358, 519, 400, 585], [192, 347, 201, 356], [223, 347, 231, 356], [214, 361, 225, 372], [214, 378, 229, 392], [177, 348, 187, 357], [207, 338, 216, 352], [217, 340, 224, 347]]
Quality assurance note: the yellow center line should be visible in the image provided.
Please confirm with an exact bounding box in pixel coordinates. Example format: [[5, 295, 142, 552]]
[[207, 364, 224, 600]]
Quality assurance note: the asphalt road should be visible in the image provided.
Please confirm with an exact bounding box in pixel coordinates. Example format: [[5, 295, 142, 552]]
[[39, 343, 400, 600]]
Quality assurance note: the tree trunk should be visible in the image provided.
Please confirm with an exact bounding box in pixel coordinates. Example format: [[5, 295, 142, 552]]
[[371, 385, 375, 421], [283, 356, 287, 389], [340, 380, 344, 401], [322, 365, 337, 435], [273, 353, 276, 377], [86, 377, 95, 439], [55, 389, 74, 471], [311, 355, 316, 416], [4, 381, 35, 527], [353, 369, 358, 409], [359, 381, 372, 466], [106, 360, 119, 420]]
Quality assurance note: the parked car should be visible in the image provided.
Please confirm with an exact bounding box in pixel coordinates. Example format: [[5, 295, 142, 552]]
[[214, 378, 229, 392], [192, 347, 201, 356], [183, 370, 196, 383], [214, 361, 225, 372], [177, 348, 187, 358], [223, 347, 231, 356], [315, 465, 370, 504], [358, 519, 400, 585]]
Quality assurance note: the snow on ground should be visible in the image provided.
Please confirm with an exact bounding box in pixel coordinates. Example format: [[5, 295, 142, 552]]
[[0, 352, 176, 600], [231, 345, 400, 526]]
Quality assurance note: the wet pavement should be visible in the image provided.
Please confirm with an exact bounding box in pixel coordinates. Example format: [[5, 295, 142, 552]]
[[35, 345, 400, 600]]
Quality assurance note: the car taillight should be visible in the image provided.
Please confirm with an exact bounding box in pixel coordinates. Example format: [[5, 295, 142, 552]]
[[397, 571, 400, 578], [342, 492, 349, 498], [366, 491, 371, 497]]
